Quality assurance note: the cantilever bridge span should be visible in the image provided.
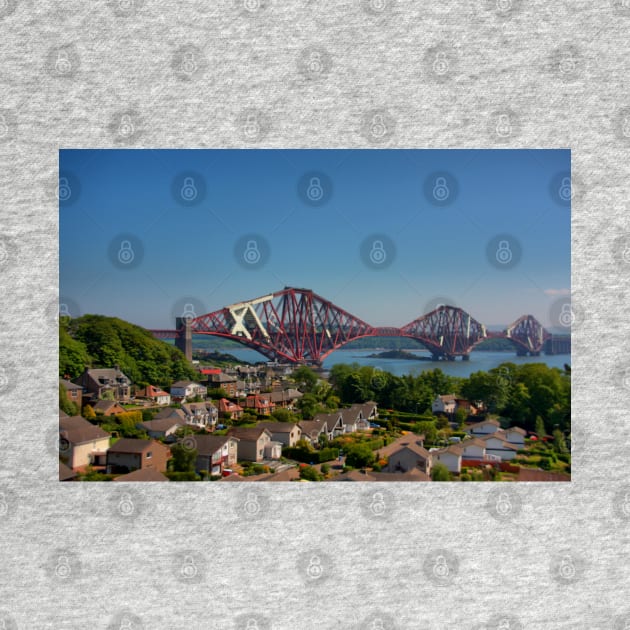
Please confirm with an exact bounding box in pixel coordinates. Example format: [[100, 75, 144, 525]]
[[149, 287, 553, 364]]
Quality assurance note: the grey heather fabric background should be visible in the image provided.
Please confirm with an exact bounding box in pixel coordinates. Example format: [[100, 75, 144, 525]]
[[1, 0, 629, 628]]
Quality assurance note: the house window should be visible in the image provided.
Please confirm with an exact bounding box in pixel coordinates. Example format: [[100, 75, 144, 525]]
[[146, 452, 152, 459]]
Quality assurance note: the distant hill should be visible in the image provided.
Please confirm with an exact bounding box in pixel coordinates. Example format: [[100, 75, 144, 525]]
[[59, 315, 198, 388]]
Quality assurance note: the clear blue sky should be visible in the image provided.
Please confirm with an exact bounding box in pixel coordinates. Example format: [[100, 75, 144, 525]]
[[59, 149, 570, 329]]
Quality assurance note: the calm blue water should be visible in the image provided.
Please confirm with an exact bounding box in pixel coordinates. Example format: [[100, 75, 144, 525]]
[[217, 348, 570, 377]]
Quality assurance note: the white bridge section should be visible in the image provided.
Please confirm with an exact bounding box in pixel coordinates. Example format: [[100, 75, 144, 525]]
[[225, 294, 274, 341]]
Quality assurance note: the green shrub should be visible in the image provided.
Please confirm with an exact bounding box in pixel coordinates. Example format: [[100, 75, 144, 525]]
[[165, 471, 199, 481]]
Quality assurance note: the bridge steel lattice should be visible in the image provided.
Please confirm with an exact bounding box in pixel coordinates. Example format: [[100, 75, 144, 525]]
[[149, 287, 552, 364]]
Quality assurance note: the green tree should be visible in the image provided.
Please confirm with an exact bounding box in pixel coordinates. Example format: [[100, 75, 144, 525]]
[[454, 407, 468, 428], [535, 415, 546, 438], [270, 408, 294, 423], [82, 404, 96, 420], [431, 462, 451, 481], [170, 443, 197, 473], [299, 465, 324, 481], [345, 443, 376, 469], [553, 429, 568, 454], [412, 421, 437, 444], [58, 383, 79, 416], [296, 393, 325, 420], [291, 366, 319, 394]]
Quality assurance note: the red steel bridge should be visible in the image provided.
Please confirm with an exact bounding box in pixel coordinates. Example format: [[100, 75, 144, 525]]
[[149, 287, 553, 365]]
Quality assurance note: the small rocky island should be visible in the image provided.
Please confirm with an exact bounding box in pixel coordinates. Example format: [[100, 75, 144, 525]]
[[366, 349, 432, 361]]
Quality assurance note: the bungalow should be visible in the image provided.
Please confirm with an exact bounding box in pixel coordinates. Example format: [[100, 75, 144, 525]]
[[226, 427, 279, 462], [170, 380, 206, 402], [432, 394, 457, 415], [72, 366, 131, 402], [138, 416, 183, 441], [106, 438, 170, 473], [460, 437, 487, 461], [312, 412, 343, 439], [505, 426, 527, 448], [59, 415, 110, 470], [298, 419, 329, 445], [192, 435, 239, 476], [244, 394, 275, 416], [218, 398, 244, 420], [60, 379, 83, 409], [135, 384, 171, 405], [384, 440, 432, 475], [257, 422, 302, 447], [355, 401, 378, 421], [481, 434, 519, 461], [269, 388, 303, 410], [208, 372, 238, 398], [339, 407, 362, 433], [93, 400, 125, 417], [455, 398, 481, 416], [181, 401, 218, 430], [236, 380, 262, 398], [431, 445, 463, 474], [465, 418, 502, 437]]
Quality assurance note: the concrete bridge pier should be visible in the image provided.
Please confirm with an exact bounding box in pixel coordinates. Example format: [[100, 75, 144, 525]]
[[175, 317, 192, 362]]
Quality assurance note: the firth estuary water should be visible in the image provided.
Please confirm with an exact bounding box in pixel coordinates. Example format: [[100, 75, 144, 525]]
[[221, 348, 570, 377]]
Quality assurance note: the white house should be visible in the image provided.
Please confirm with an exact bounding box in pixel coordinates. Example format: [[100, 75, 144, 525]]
[[432, 394, 457, 415], [170, 380, 206, 401], [505, 426, 527, 448], [431, 446, 462, 474], [181, 401, 218, 430], [465, 418, 501, 437], [461, 437, 487, 461], [481, 434, 519, 461]]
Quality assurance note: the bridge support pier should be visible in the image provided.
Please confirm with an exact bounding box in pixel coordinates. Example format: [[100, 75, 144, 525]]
[[175, 317, 192, 362], [462, 354, 470, 361]]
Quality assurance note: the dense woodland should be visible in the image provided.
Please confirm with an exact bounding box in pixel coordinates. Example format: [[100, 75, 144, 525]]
[[59, 315, 197, 387]]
